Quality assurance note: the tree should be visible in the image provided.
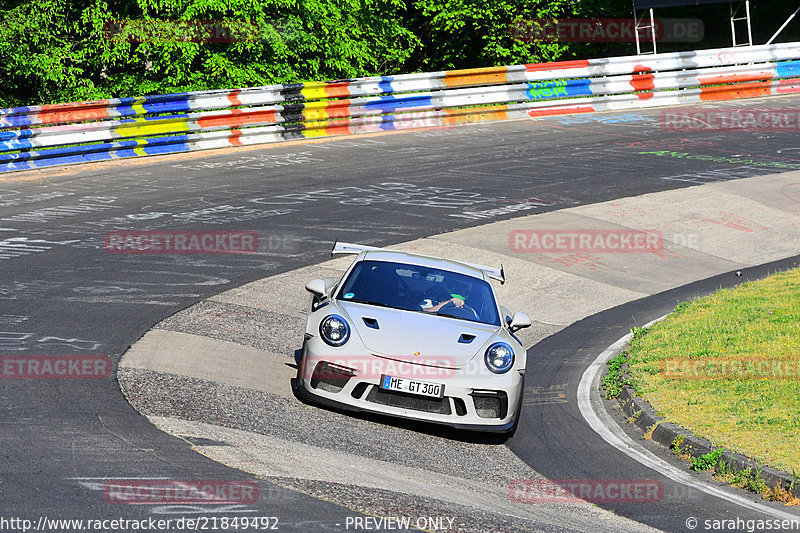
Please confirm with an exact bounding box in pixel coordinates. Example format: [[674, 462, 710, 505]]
[[0, 0, 419, 106]]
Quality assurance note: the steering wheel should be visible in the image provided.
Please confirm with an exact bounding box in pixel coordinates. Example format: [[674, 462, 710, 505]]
[[440, 299, 480, 320]]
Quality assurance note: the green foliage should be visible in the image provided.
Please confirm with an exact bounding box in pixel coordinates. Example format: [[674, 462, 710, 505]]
[[674, 301, 691, 314], [671, 434, 685, 454], [629, 326, 648, 344], [716, 458, 731, 475], [715, 460, 770, 495], [602, 352, 629, 399], [0, 0, 639, 107], [0, 0, 419, 106], [602, 325, 656, 399], [0, 0, 104, 106], [6, 0, 800, 107], [691, 448, 724, 471], [411, 0, 561, 70], [743, 467, 767, 493]]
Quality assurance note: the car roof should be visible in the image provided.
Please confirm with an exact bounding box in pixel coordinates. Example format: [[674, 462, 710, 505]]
[[360, 250, 489, 281]]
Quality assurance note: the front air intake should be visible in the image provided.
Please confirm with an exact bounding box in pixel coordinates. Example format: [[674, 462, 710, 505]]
[[310, 361, 355, 393]]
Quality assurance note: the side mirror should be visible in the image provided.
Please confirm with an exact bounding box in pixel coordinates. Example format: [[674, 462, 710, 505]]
[[508, 311, 531, 333], [305, 279, 327, 299]]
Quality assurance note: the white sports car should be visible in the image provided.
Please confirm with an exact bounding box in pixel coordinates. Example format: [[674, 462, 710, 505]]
[[294, 242, 531, 434]]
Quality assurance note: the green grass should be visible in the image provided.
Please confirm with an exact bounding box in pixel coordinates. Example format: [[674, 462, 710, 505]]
[[624, 267, 800, 475], [603, 326, 648, 399], [602, 352, 629, 399], [691, 449, 724, 471]]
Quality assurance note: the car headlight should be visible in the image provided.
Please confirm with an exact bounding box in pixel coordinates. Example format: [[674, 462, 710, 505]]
[[319, 314, 350, 347], [485, 342, 514, 374]]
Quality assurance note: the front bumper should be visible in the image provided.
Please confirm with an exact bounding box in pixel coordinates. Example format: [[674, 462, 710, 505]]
[[296, 340, 524, 433]]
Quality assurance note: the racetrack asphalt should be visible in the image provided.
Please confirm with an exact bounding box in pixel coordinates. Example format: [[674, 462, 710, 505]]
[[118, 169, 800, 531], [2, 95, 800, 531]]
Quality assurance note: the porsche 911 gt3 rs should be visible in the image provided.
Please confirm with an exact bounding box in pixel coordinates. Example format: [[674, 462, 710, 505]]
[[294, 242, 531, 434]]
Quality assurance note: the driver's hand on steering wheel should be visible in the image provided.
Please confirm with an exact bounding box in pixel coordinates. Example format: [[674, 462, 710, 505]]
[[450, 297, 464, 308], [422, 296, 464, 313]]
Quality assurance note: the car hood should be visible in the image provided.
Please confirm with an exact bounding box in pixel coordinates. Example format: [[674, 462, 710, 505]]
[[338, 301, 499, 368]]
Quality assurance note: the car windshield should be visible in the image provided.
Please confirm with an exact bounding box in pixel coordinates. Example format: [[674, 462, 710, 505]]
[[336, 259, 501, 326]]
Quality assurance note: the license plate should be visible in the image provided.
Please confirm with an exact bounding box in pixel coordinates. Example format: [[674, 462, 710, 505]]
[[380, 375, 445, 398]]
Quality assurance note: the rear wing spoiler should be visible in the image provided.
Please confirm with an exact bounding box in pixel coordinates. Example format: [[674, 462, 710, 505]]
[[464, 261, 506, 285], [330, 241, 505, 285], [330, 241, 384, 256]]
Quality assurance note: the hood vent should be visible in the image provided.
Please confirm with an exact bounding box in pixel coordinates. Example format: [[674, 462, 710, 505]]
[[362, 317, 380, 330], [458, 333, 476, 344]]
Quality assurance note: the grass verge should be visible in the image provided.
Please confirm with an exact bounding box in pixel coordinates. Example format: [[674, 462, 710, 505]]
[[607, 267, 800, 501]]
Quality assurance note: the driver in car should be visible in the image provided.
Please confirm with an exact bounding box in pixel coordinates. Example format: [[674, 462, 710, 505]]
[[421, 294, 465, 313], [420, 278, 470, 313]]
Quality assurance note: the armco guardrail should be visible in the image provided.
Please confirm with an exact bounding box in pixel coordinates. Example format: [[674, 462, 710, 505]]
[[2, 42, 800, 173]]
